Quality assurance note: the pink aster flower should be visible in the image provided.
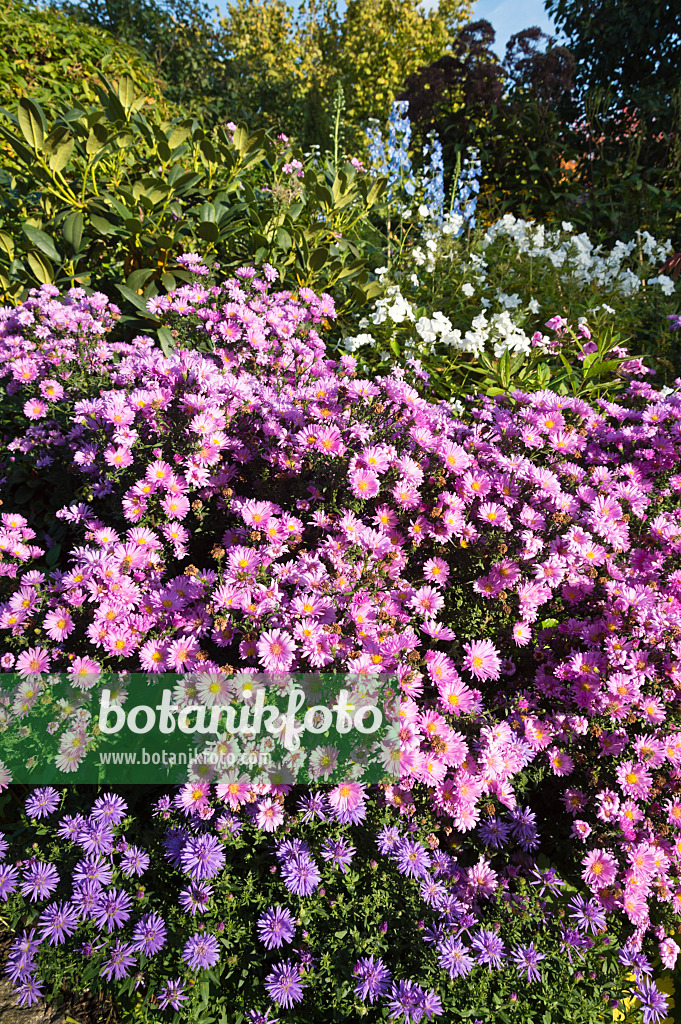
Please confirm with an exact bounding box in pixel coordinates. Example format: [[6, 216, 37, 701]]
[[512, 621, 532, 646], [616, 761, 653, 800], [257, 629, 296, 671], [15, 646, 50, 675], [462, 639, 501, 682], [546, 747, 574, 777], [409, 586, 445, 617], [256, 798, 285, 832], [581, 848, 618, 889], [350, 469, 380, 500], [423, 558, 449, 585], [23, 399, 48, 420], [328, 782, 364, 815], [44, 608, 75, 641]]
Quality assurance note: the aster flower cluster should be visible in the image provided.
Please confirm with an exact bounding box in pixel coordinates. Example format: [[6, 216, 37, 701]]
[[1, 270, 680, 1020]]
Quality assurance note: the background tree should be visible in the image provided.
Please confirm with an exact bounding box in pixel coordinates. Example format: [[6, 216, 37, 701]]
[[0, 0, 169, 115]]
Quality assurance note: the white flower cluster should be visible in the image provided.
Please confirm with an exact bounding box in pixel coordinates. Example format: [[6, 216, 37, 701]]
[[480, 215, 673, 298]]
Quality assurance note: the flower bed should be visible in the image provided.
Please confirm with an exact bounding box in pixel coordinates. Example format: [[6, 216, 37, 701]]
[[0, 270, 680, 1022]]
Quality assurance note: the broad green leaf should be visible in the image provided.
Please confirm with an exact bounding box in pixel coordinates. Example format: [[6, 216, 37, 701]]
[[26, 251, 54, 284], [17, 97, 46, 151], [62, 212, 84, 252], [160, 272, 176, 291], [168, 125, 191, 150], [126, 268, 155, 291], [86, 122, 108, 156], [276, 226, 292, 250], [308, 247, 328, 272], [49, 139, 75, 173], [0, 231, 14, 260], [157, 326, 175, 356], [196, 221, 219, 242], [117, 76, 136, 116], [23, 225, 60, 262], [116, 283, 153, 313]]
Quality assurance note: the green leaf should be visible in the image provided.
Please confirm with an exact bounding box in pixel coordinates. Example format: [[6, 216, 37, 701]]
[[86, 122, 108, 157], [196, 222, 219, 242], [26, 251, 54, 284], [308, 246, 328, 272], [389, 338, 400, 357], [45, 543, 61, 567], [62, 212, 84, 252], [157, 326, 175, 356], [23, 225, 60, 262], [126, 268, 154, 291], [17, 98, 46, 151], [116, 283, 153, 313], [168, 124, 191, 150], [276, 226, 292, 251], [117, 76, 136, 116], [49, 138, 75, 173], [0, 231, 14, 260]]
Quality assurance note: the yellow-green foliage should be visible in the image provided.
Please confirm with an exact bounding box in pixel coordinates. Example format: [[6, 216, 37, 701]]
[[0, 0, 170, 116]]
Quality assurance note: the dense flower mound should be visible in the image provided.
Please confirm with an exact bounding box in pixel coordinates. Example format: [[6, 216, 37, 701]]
[[1, 274, 681, 1019]]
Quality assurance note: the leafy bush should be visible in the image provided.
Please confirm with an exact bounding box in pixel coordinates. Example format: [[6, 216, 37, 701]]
[[0, 273, 680, 1020], [0, 78, 386, 327], [0, 0, 169, 115]]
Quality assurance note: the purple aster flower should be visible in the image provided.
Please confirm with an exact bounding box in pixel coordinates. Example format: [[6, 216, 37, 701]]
[[38, 900, 79, 945], [56, 814, 86, 841], [275, 838, 310, 862], [120, 845, 150, 877], [180, 833, 226, 881], [421, 989, 443, 1020], [0, 834, 8, 858], [282, 854, 321, 897], [506, 806, 539, 851], [15, 977, 44, 1007], [20, 861, 60, 901], [568, 895, 607, 935], [437, 937, 474, 979], [91, 793, 128, 825], [78, 819, 114, 855], [73, 854, 113, 888], [264, 960, 306, 1008], [247, 1010, 280, 1024], [92, 888, 133, 932], [297, 791, 328, 822], [0, 862, 19, 901], [395, 839, 431, 880], [179, 882, 214, 916], [71, 882, 101, 919], [377, 827, 402, 855], [353, 955, 392, 1003], [477, 816, 510, 849], [131, 911, 167, 955], [511, 942, 546, 982], [157, 978, 187, 1010], [25, 787, 60, 820], [101, 941, 136, 981], [529, 866, 564, 897], [471, 928, 507, 970], [320, 837, 356, 873], [385, 979, 426, 1023], [635, 977, 670, 1024], [257, 905, 296, 949], [183, 931, 221, 970]]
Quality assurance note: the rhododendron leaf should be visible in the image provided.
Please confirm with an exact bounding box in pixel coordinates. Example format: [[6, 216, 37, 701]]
[[17, 97, 46, 151], [22, 225, 60, 262], [26, 250, 54, 284]]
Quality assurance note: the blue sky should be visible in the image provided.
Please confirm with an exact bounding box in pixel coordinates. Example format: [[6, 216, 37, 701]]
[[466, 0, 558, 54]]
